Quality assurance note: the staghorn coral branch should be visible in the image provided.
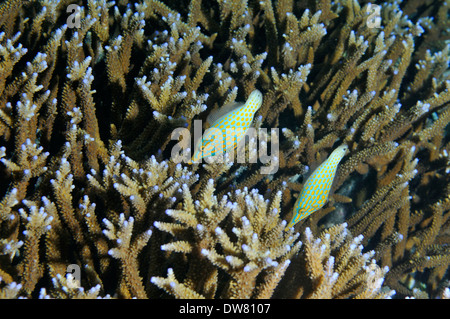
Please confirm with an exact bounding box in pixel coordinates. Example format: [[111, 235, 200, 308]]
[[103, 213, 152, 298]]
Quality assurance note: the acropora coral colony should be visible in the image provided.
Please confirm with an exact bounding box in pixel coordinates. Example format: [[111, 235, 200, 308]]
[[0, 0, 449, 299]]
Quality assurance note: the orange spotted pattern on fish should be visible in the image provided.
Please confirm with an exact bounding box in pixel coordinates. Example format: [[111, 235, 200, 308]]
[[191, 90, 263, 162], [285, 144, 348, 230]]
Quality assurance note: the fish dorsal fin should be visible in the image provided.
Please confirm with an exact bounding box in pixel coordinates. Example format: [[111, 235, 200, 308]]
[[206, 101, 244, 126]]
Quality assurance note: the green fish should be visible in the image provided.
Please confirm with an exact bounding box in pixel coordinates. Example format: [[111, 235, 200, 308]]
[[191, 90, 263, 163], [286, 144, 348, 230]]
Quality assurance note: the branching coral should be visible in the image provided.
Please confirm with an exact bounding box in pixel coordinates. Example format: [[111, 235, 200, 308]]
[[275, 223, 395, 299], [151, 181, 301, 298], [0, 0, 449, 299]]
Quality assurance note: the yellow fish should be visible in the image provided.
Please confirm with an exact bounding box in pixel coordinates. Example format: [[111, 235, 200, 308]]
[[286, 144, 348, 230], [191, 90, 263, 163]]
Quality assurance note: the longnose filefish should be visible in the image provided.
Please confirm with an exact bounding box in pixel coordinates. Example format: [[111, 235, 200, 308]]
[[190, 90, 263, 163], [285, 144, 348, 230]]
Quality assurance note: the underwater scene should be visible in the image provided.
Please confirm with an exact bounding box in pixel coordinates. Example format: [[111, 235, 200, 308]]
[[0, 0, 449, 299]]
